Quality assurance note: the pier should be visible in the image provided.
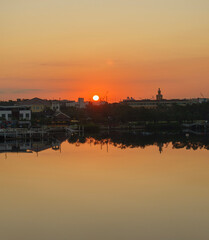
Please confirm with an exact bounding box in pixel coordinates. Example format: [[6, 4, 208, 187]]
[[0, 126, 84, 140]]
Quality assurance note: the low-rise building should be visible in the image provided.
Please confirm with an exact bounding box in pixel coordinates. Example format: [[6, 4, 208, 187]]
[[16, 97, 50, 112], [123, 99, 191, 109], [51, 101, 61, 112], [78, 98, 86, 108], [65, 101, 76, 107], [0, 106, 31, 121], [65, 98, 87, 108], [122, 89, 196, 109], [52, 111, 71, 125]]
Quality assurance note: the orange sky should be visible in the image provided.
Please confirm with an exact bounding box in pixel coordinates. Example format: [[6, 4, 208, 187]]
[[1, 0, 209, 101]]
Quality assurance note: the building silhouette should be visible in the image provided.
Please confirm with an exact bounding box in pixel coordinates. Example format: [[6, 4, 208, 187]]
[[156, 88, 163, 101]]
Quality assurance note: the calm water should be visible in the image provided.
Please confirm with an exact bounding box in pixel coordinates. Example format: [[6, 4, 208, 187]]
[[0, 134, 209, 240]]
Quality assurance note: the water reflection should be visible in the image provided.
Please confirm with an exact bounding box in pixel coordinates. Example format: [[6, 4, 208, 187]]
[[0, 132, 209, 240], [0, 135, 66, 156], [1, 131, 209, 155], [69, 131, 209, 152]]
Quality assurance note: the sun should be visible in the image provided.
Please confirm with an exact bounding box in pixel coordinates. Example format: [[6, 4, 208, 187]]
[[93, 95, 100, 101]]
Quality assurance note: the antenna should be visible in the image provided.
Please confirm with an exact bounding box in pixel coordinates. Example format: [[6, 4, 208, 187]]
[[103, 91, 108, 102], [105, 91, 109, 102], [200, 92, 204, 98]]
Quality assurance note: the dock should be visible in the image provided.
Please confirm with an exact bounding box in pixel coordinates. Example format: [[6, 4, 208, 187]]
[[0, 126, 84, 140]]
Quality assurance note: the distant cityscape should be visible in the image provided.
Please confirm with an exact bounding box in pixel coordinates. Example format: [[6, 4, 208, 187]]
[[122, 89, 209, 108], [0, 88, 208, 127]]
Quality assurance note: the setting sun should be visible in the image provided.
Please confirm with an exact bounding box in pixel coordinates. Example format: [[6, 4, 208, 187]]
[[93, 95, 100, 101]]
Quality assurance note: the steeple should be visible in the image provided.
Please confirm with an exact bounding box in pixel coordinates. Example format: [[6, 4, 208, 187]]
[[156, 88, 163, 101]]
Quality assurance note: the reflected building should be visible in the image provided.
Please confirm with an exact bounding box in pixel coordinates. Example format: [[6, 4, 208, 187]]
[[0, 138, 67, 155], [67, 132, 209, 153], [1, 132, 209, 155]]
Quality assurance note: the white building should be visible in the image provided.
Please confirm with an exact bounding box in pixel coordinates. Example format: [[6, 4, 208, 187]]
[[51, 101, 61, 112], [78, 98, 85, 108], [0, 106, 31, 121], [65, 98, 87, 108]]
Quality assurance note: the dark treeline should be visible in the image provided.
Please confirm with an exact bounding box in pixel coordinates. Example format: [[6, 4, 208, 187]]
[[61, 102, 209, 124]]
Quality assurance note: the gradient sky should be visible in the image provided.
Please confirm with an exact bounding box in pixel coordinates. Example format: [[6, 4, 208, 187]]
[[1, 0, 209, 101]]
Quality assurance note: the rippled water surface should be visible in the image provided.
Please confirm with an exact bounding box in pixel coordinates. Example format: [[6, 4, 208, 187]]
[[0, 137, 209, 240]]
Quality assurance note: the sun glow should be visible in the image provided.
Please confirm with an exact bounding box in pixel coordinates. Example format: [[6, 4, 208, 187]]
[[93, 95, 100, 101]]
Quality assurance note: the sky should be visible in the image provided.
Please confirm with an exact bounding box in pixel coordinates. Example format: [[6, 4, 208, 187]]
[[1, 0, 209, 101]]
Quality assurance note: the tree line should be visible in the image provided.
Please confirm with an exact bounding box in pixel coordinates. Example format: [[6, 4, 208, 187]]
[[61, 102, 209, 124]]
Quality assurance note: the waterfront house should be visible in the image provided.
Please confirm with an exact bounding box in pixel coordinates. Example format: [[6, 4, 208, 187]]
[[0, 106, 31, 121], [52, 111, 71, 125]]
